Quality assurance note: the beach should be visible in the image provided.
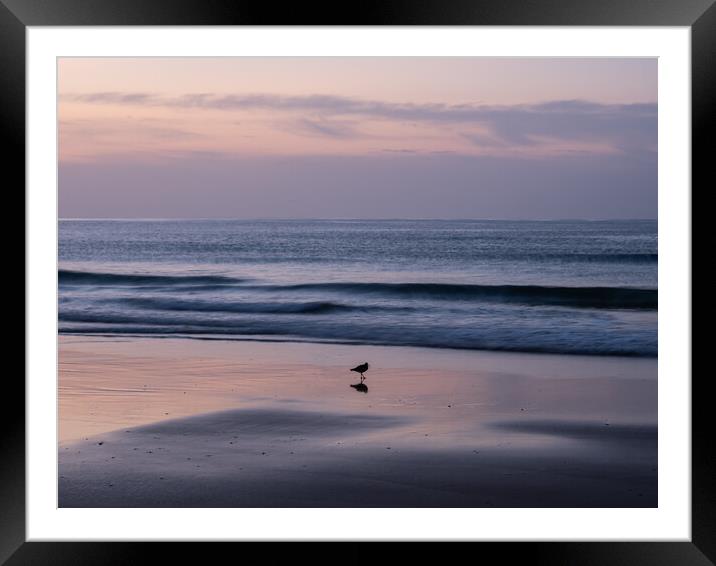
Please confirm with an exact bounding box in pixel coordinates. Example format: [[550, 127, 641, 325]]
[[56, 53, 660, 514], [59, 336, 657, 507]]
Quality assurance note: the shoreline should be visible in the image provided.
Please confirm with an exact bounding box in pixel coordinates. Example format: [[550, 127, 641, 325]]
[[58, 330, 659, 359]]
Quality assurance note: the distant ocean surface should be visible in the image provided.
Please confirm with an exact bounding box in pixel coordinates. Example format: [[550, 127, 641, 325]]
[[59, 219, 657, 357]]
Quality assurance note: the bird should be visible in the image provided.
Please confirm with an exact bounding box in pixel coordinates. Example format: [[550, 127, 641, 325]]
[[350, 362, 369, 382]]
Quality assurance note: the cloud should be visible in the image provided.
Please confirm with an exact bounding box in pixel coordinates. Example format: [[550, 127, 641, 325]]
[[60, 118, 203, 141], [75, 92, 158, 105], [63, 92, 657, 153], [290, 118, 362, 139]]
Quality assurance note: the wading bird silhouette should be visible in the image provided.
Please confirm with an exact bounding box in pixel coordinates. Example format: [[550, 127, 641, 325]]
[[350, 362, 369, 382]]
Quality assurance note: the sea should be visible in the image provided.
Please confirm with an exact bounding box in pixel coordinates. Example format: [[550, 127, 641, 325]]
[[59, 219, 657, 357]]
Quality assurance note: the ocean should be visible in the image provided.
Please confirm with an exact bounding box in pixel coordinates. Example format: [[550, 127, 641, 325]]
[[59, 219, 657, 357]]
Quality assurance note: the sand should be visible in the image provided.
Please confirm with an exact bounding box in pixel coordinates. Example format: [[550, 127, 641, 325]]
[[58, 336, 657, 507]]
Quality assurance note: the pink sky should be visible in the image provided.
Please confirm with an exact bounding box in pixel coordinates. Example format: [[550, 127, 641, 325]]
[[58, 58, 657, 219]]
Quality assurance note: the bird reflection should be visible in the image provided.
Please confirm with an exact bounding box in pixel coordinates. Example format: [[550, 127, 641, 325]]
[[350, 383, 368, 394]]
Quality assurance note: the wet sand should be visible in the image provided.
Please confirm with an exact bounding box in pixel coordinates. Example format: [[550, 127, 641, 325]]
[[58, 336, 657, 507]]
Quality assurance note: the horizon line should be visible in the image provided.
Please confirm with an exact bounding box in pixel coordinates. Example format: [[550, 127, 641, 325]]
[[58, 217, 659, 222]]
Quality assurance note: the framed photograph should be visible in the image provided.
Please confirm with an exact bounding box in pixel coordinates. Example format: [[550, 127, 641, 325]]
[[7, 0, 709, 563]]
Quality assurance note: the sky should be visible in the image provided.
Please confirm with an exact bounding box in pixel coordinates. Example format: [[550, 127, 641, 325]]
[[58, 57, 657, 219]]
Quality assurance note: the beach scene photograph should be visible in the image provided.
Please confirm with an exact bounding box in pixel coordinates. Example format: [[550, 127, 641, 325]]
[[58, 57, 657, 508]]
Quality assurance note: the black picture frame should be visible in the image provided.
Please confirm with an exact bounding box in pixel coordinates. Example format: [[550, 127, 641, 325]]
[[5, 0, 709, 563]]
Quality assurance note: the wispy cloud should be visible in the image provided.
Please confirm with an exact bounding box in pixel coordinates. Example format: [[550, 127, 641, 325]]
[[290, 118, 362, 139], [380, 148, 419, 154], [63, 92, 656, 152], [59, 118, 204, 141]]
